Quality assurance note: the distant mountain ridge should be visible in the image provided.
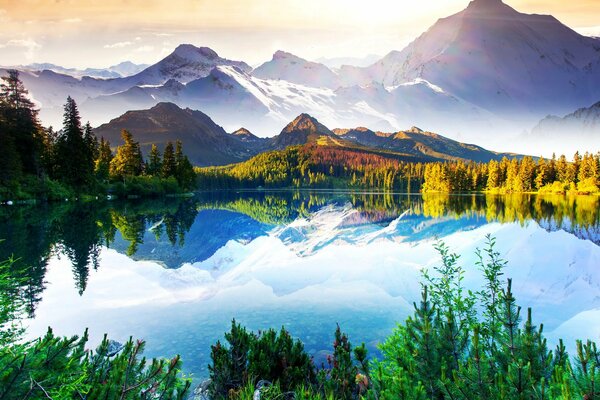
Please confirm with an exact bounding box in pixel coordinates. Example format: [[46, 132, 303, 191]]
[[94, 102, 267, 166], [14, 61, 149, 79], [93, 103, 520, 167], [7, 0, 600, 154], [252, 51, 340, 88], [527, 101, 600, 153]]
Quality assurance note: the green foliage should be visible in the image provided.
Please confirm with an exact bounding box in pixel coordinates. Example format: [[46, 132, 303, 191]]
[[369, 236, 600, 400], [208, 320, 316, 399], [317, 325, 370, 399], [0, 328, 190, 399], [0, 255, 26, 346], [110, 130, 144, 179], [0, 72, 198, 200], [53, 97, 97, 188], [0, 70, 45, 187], [423, 153, 600, 194], [248, 326, 316, 392], [197, 145, 426, 191]]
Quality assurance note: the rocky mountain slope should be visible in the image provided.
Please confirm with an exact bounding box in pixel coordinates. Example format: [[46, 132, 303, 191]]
[[93, 102, 268, 166], [93, 103, 519, 166], [350, 0, 600, 118], [8, 0, 600, 154]]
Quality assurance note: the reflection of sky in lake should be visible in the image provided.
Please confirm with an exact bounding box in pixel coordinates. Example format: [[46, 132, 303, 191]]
[[21, 192, 600, 381]]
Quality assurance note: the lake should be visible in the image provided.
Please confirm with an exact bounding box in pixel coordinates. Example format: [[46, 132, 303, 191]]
[[1, 191, 599, 383]]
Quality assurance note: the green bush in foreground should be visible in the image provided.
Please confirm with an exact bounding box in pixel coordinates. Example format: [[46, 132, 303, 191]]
[[0, 329, 190, 399], [208, 235, 600, 400], [208, 322, 369, 400], [3, 236, 600, 399]]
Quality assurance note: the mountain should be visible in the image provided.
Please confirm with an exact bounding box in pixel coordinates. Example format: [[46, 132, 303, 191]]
[[528, 101, 600, 153], [334, 126, 516, 162], [120, 44, 252, 86], [8, 0, 600, 155], [231, 128, 260, 142], [270, 113, 337, 149], [106, 61, 150, 77], [354, 0, 600, 118], [316, 54, 381, 69], [252, 51, 340, 88], [93, 102, 267, 166], [93, 104, 522, 167], [21, 61, 149, 79], [83, 64, 486, 138], [270, 113, 517, 162]]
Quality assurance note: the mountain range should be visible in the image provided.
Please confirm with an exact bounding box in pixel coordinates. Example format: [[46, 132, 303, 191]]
[[528, 101, 600, 153], [4, 0, 600, 155], [94, 102, 518, 166], [11, 61, 149, 79]]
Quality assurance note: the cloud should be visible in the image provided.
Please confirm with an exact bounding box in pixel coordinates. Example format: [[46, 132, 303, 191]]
[[104, 41, 134, 49], [576, 26, 600, 37], [0, 9, 8, 23], [134, 45, 155, 52], [62, 18, 82, 23], [0, 39, 42, 60]]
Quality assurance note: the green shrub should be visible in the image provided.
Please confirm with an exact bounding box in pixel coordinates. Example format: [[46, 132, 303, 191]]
[[208, 320, 316, 399], [0, 328, 190, 399]]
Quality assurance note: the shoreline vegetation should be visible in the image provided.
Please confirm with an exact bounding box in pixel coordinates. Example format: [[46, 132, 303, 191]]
[[1, 70, 599, 203], [3, 237, 600, 399], [0, 70, 195, 203], [196, 146, 600, 196]]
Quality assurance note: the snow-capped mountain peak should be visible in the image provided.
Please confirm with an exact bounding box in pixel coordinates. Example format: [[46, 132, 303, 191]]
[[172, 44, 219, 60], [252, 51, 340, 89]]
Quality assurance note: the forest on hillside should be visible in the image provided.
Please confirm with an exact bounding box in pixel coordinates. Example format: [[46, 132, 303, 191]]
[[197, 145, 600, 195], [0, 70, 195, 201]]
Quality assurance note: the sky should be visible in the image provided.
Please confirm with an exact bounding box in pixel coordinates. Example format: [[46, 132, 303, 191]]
[[1, 0, 600, 69]]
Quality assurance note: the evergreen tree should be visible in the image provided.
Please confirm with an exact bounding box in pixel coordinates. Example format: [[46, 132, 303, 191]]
[[54, 97, 95, 188], [95, 137, 113, 182], [147, 143, 162, 176], [0, 70, 34, 109], [487, 159, 501, 190], [109, 130, 143, 179], [556, 155, 570, 184], [0, 69, 44, 182], [162, 141, 176, 178]]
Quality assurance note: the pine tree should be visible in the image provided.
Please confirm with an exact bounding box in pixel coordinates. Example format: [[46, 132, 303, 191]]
[[556, 155, 570, 184], [54, 97, 95, 188], [0, 70, 34, 109], [405, 286, 442, 398], [0, 69, 44, 181], [162, 141, 176, 178], [0, 328, 190, 398], [487, 159, 501, 190], [147, 143, 162, 176], [95, 137, 113, 182], [109, 130, 143, 179]]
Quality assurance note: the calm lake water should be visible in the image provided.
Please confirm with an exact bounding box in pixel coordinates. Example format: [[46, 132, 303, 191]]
[[1, 191, 600, 381]]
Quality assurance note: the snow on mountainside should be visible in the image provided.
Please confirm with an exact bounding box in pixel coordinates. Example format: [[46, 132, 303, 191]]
[[252, 51, 341, 89], [82, 64, 493, 137], [353, 0, 600, 118], [16, 61, 149, 79], [6, 0, 600, 153], [316, 54, 381, 69], [526, 101, 600, 154], [119, 44, 252, 86]]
